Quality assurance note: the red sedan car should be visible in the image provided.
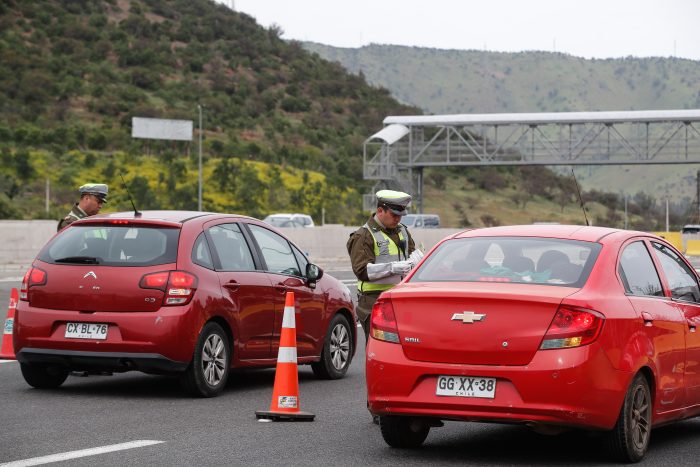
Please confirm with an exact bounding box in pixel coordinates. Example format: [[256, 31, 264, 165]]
[[367, 225, 700, 462], [15, 211, 356, 397]]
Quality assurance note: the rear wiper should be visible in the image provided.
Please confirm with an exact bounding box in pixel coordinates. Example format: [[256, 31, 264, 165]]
[[54, 256, 100, 264]]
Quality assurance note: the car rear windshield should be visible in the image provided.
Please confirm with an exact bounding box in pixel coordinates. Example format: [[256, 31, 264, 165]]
[[38, 225, 180, 266], [410, 237, 601, 287]]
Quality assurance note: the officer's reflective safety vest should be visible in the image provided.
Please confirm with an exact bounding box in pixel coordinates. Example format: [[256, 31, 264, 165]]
[[358, 223, 408, 293]]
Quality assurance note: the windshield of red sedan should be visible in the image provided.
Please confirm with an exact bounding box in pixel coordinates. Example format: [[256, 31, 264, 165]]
[[411, 237, 601, 287]]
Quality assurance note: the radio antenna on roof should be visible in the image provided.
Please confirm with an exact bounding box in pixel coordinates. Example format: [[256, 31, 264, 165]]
[[120, 173, 142, 217]]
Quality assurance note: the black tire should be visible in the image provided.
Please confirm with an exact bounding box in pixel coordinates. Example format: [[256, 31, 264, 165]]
[[20, 363, 69, 389], [311, 314, 353, 379], [606, 373, 652, 463], [181, 322, 230, 397], [379, 416, 430, 448]]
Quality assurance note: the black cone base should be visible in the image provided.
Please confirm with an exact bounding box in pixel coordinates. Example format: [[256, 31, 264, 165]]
[[255, 410, 315, 421]]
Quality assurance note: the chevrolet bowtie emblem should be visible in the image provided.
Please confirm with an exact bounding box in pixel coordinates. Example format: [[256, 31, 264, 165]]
[[83, 271, 97, 279], [451, 311, 486, 323]]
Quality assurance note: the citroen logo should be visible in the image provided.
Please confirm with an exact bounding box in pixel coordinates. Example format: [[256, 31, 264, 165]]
[[83, 271, 97, 279], [451, 311, 486, 323]]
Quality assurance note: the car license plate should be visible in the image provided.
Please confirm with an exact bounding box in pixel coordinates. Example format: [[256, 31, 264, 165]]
[[436, 375, 496, 398], [65, 322, 108, 340]]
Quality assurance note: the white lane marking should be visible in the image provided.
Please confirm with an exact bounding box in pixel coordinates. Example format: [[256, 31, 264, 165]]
[[0, 440, 164, 467], [340, 279, 355, 285], [0, 359, 17, 364]]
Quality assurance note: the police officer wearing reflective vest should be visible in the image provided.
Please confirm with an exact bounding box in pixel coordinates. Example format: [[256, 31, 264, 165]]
[[347, 190, 424, 344], [57, 183, 108, 231]]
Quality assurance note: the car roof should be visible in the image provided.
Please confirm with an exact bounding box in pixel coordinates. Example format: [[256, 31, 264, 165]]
[[452, 224, 645, 243], [75, 210, 256, 225]]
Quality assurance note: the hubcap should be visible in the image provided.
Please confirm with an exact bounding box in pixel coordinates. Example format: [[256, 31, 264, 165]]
[[329, 323, 350, 370], [630, 384, 650, 450], [201, 334, 226, 386]]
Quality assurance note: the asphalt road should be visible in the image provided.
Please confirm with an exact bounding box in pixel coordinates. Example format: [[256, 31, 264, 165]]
[[4, 268, 700, 465]]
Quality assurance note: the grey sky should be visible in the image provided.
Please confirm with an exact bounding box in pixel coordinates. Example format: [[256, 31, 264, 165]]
[[229, 0, 700, 60]]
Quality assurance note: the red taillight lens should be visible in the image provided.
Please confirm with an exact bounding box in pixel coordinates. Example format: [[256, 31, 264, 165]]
[[540, 306, 604, 350], [370, 297, 400, 343], [140, 272, 169, 290], [140, 271, 198, 306], [20, 267, 47, 301]]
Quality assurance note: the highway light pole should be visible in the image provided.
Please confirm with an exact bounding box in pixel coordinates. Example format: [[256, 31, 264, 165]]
[[197, 104, 203, 211]]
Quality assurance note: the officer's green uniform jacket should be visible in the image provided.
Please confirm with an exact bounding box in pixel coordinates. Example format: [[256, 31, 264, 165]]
[[346, 215, 416, 292], [57, 204, 88, 231]]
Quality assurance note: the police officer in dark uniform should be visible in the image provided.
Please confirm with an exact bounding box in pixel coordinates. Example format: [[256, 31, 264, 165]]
[[346, 190, 424, 344], [57, 183, 108, 231]]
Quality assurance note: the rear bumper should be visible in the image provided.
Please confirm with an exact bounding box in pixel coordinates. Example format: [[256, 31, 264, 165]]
[[13, 302, 199, 365], [16, 348, 188, 374], [366, 338, 631, 430]]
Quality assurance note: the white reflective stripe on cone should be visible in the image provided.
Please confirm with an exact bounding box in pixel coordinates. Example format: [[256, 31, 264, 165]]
[[277, 347, 297, 363], [282, 307, 296, 328]]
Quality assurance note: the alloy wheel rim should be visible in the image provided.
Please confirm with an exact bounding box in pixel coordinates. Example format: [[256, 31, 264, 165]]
[[202, 334, 226, 386], [630, 384, 651, 450], [329, 323, 350, 370]]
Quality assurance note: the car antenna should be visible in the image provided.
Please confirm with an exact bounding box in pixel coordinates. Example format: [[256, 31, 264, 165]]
[[571, 169, 589, 226], [120, 173, 142, 217]]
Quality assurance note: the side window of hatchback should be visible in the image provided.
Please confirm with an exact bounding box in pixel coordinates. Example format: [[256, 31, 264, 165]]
[[618, 241, 664, 297], [248, 224, 301, 276], [207, 224, 256, 271]]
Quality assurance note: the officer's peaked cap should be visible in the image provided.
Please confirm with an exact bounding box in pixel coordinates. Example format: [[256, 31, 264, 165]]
[[376, 189, 411, 216], [79, 183, 108, 202]]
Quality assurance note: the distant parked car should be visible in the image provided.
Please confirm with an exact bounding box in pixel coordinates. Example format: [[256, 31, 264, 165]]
[[401, 214, 440, 228], [14, 211, 356, 397], [263, 213, 315, 228], [367, 224, 700, 462]]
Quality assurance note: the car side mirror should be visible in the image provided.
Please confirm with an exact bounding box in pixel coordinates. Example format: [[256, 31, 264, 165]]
[[306, 263, 323, 285]]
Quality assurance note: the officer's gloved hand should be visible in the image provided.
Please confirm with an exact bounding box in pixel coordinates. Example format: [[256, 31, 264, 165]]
[[390, 260, 412, 275], [408, 249, 424, 267]]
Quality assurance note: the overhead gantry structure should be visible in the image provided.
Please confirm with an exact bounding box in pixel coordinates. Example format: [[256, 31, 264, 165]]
[[363, 109, 700, 212]]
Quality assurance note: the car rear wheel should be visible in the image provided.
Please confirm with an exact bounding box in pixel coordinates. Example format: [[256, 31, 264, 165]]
[[606, 373, 652, 462], [379, 416, 430, 448], [20, 363, 69, 389], [311, 314, 353, 379], [181, 322, 230, 397]]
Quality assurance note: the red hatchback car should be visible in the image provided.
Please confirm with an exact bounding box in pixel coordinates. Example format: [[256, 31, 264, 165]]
[[15, 211, 356, 397], [367, 225, 700, 462]]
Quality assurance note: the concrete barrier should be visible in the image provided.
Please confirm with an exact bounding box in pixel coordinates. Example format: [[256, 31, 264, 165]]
[[0, 220, 463, 273], [0, 220, 57, 273]]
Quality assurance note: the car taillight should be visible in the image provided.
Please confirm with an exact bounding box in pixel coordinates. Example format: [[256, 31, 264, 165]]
[[540, 306, 604, 350], [140, 271, 198, 306], [20, 267, 47, 301], [370, 297, 400, 343]]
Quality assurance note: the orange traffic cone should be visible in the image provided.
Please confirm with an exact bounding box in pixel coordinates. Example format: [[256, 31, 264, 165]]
[[0, 288, 18, 359], [256, 291, 314, 421]]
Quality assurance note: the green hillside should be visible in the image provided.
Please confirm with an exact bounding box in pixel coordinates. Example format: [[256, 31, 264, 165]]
[[0, 0, 417, 223], [303, 43, 700, 114]]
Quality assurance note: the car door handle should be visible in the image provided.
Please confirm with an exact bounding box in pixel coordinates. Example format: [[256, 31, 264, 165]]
[[223, 281, 240, 291], [275, 283, 287, 294], [641, 311, 653, 326]]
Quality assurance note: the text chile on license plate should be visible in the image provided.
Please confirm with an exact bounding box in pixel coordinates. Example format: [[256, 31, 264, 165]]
[[436, 375, 496, 398], [65, 322, 109, 340]]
